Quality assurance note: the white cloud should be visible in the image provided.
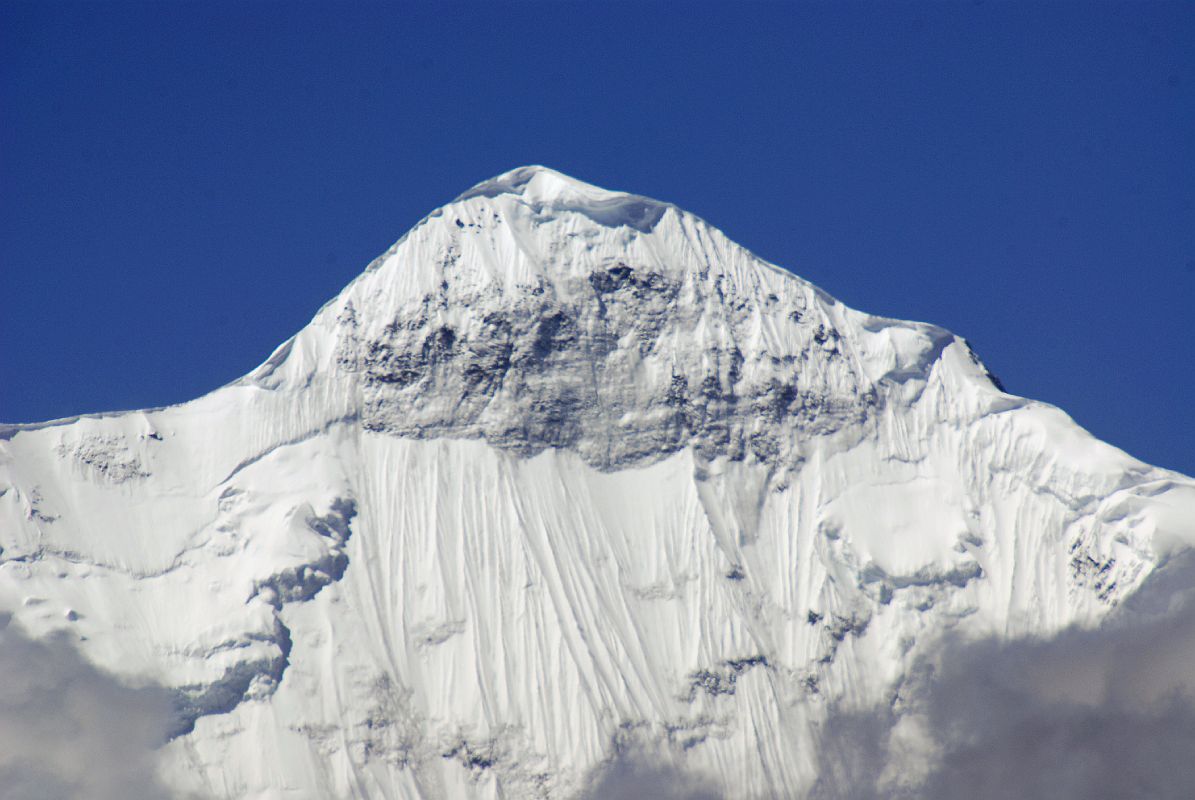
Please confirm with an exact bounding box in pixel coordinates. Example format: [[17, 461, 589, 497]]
[[0, 618, 177, 800]]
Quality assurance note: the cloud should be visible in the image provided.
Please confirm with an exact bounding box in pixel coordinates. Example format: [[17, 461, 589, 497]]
[[580, 752, 722, 800], [815, 551, 1195, 800], [0, 617, 178, 800]]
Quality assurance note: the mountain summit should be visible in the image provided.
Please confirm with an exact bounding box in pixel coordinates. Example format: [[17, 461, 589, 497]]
[[2, 169, 1193, 798]]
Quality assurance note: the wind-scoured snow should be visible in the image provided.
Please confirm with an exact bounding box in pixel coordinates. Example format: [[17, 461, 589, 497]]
[[1, 166, 1192, 798]]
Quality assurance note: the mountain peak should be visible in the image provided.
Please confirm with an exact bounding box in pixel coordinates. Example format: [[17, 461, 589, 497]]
[[457, 165, 617, 202], [5, 169, 1193, 799], [454, 165, 670, 232]]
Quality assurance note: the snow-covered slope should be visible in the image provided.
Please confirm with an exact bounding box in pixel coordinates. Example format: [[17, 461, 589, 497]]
[[2, 166, 1193, 798]]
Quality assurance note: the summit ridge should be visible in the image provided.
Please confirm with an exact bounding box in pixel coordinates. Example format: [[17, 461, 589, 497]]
[[456, 165, 626, 202], [453, 165, 672, 234]]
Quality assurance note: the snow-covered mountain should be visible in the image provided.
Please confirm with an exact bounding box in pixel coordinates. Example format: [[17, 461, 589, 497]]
[[2, 166, 1193, 798]]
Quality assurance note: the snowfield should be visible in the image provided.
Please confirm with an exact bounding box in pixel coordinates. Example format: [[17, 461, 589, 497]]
[[2, 166, 1193, 798]]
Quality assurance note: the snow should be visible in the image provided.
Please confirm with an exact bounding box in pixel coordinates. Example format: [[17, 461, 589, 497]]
[[1, 165, 1193, 798]]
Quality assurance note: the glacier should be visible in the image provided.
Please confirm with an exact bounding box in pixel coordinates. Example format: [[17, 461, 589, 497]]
[[1, 165, 1193, 798]]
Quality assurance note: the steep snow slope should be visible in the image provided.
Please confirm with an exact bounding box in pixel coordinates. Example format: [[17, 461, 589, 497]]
[[1, 166, 1192, 798]]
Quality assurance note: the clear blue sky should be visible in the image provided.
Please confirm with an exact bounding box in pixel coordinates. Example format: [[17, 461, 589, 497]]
[[2, 1, 1192, 475]]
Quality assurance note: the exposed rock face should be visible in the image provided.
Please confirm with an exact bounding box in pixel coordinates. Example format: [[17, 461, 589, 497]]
[[350, 256, 876, 472], [1, 167, 1192, 798]]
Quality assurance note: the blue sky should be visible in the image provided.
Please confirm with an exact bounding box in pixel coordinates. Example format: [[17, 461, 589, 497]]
[[2, 1, 1192, 475]]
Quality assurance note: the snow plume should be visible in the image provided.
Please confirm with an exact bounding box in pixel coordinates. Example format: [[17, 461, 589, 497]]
[[816, 552, 1195, 800], [0, 617, 177, 800]]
